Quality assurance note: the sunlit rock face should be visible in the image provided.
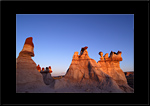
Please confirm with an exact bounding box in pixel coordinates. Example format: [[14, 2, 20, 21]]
[[53, 47, 133, 93], [16, 37, 134, 93], [16, 37, 45, 93], [98, 51, 133, 92]]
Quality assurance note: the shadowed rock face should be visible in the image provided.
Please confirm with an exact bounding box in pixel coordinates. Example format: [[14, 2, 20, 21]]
[[16, 37, 45, 93], [40, 70, 55, 86], [124, 72, 134, 88]]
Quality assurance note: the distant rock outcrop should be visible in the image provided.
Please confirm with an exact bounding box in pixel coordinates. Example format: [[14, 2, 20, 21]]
[[124, 72, 134, 88], [52, 47, 133, 93], [16, 37, 46, 93], [124, 72, 134, 77]]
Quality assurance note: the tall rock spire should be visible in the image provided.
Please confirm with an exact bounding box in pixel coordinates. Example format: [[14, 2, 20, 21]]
[[16, 37, 45, 93]]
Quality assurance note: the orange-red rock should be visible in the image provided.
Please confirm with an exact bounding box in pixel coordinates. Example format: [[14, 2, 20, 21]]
[[24, 37, 34, 47], [42, 67, 44, 71], [37, 64, 41, 72], [21, 37, 34, 57], [97, 51, 133, 92]]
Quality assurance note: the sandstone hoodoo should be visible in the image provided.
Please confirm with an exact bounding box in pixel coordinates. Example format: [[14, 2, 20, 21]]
[[52, 47, 134, 93], [16, 37, 45, 93], [16, 37, 134, 93], [97, 51, 133, 92], [40, 67, 54, 86]]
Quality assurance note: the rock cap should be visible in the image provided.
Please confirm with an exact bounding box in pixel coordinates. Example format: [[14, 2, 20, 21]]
[[21, 37, 35, 57], [24, 37, 34, 47]]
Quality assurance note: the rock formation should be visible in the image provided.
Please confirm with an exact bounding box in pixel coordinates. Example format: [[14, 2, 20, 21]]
[[40, 67, 55, 86], [52, 47, 134, 93], [37, 64, 41, 72], [124, 72, 134, 77], [97, 51, 133, 92], [49, 66, 53, 74], [16, 37, 134, 93], [16, 37, 46, 93], [124, 72, 134, 88]]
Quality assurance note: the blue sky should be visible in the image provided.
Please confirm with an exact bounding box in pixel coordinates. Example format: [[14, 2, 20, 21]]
[[16, 14, 134, 76]]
